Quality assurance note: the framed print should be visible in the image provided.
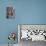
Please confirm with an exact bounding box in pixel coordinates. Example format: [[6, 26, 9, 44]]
[[18, 24, 46, 46], [6, 6, 15, 19]]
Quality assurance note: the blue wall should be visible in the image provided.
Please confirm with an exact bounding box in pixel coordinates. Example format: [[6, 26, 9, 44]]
[[0, 0, 46, 44]]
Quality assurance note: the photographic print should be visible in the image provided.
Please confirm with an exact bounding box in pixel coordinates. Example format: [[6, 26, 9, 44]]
[[18, 24, 46, 46], [6, 6, 15, 19]]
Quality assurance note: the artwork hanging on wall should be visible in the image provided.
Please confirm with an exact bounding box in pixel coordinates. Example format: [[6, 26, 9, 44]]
[[6, 6, 15, 19], [18, 24, 46, 41]]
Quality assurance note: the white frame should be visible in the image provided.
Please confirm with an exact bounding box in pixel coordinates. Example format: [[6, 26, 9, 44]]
[[18, 24, 46, 42]]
